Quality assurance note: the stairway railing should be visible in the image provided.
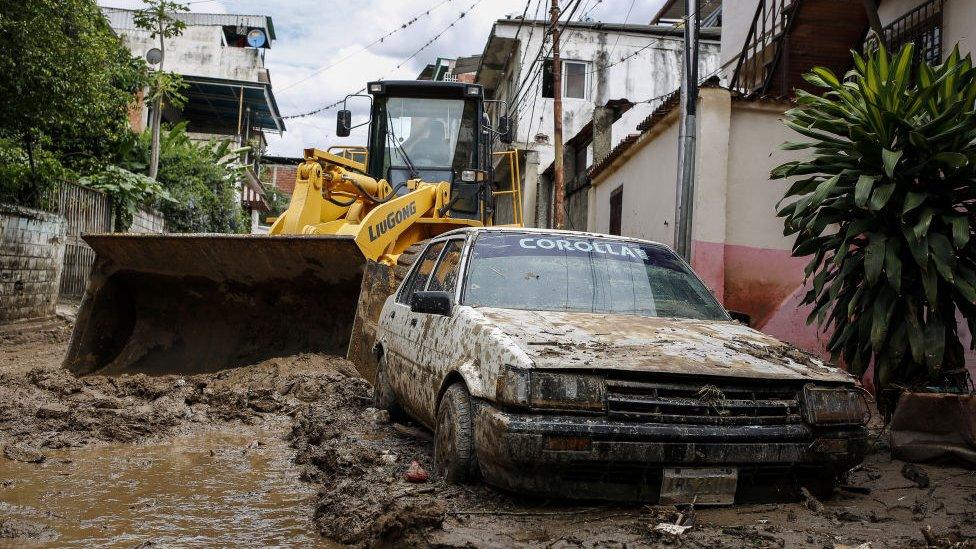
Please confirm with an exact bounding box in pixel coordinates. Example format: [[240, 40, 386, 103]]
[[729, 0, 800, 96]]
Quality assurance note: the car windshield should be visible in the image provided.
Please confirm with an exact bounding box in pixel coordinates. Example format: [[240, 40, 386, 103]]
[[462, 233, 729, 321]]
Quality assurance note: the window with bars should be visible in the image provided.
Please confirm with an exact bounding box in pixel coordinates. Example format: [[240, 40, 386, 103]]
[[867, 0, 944, 67]]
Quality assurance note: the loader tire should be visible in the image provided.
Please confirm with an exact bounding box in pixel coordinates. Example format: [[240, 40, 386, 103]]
[[393, 240, 429, 285], [434, 383, 479, 484], [373, 355, 403, 420]]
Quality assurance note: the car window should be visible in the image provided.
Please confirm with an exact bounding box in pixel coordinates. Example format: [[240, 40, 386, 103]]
[[427, 240, 464, 294], [397, 241, 445, 305], [462, 233, 729, 321]]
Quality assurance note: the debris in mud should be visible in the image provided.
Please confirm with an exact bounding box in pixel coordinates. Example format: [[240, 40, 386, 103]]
[[290, 377, 449, 547], [3, 443, 45, 463], [901, 463, 931, 489], [0, 517, 57, 541], [406, 459, 430, 483]]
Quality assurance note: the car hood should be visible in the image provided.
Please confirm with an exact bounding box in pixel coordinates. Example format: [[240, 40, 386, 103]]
[[475, 307, 852, 383]]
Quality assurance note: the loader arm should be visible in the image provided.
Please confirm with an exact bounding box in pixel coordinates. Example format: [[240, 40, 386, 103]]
[[269, 148, 479, 263]]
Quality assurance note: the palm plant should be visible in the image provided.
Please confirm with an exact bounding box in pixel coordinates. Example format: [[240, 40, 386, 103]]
[[772, 44, 976, 410]]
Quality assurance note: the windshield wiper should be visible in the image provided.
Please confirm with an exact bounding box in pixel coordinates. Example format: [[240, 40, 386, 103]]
[[386, 111, 420, 179]]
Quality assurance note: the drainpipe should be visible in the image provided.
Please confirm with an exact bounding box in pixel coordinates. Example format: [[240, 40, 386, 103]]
[[674, 0, 699, 260]]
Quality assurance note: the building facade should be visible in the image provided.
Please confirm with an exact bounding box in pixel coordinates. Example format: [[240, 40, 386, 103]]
[[101, 7, 286, 229], [476, 18, 721, 228]]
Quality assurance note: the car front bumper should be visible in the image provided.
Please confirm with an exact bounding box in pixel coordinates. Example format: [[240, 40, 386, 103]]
[[473, 404, 867, 502]]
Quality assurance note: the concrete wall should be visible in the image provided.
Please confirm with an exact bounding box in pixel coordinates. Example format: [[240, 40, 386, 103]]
[[0, 206, 66, 324], [117, 26, 266, 83]]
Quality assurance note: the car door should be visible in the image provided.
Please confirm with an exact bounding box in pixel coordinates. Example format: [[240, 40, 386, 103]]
[[384, 240, 445, 418], [409, 238, 467, 423]]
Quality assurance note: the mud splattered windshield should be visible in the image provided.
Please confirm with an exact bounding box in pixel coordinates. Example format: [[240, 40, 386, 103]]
[[462, 233, 729, 321]]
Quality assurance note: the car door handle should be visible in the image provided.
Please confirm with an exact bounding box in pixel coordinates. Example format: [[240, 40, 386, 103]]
[[410, 318, 417, 327]]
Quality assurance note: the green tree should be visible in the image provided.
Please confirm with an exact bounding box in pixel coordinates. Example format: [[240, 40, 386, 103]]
[[134, 0, 188, 179], [115, 123, 249, 233], [0, 0, 146, 202], [772, 44, 976, 411]]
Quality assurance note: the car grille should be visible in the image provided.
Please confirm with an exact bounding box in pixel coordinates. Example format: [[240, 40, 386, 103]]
[[604, 379, 802, 426]]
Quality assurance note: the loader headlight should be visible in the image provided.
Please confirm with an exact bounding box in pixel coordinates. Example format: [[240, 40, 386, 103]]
[[465, 85, 482, 97], [495, 365, 605, 411], [368, 83, 384, 93], [801, 384, 870, 426], [460, 169, 486, 182]]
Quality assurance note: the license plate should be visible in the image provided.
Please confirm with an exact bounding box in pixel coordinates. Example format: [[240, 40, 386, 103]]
[[660, 467, 738, 505]]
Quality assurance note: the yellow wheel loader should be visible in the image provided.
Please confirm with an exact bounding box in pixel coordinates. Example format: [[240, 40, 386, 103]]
[[64, 80, 521, 379]]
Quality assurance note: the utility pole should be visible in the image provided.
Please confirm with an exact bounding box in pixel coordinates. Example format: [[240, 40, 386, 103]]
[[550, 0, 565, 229], [673, 0, 699, 260]]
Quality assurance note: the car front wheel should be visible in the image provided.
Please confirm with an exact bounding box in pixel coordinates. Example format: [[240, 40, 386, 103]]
[[434, 382, 479, 483]]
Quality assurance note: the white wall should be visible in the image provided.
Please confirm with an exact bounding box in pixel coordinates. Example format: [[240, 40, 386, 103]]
[[588, 108, 680, 244], [725, 101, 800, 250]]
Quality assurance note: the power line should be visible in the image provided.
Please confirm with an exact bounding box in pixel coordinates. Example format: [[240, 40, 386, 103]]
[[281, 0, 488, 119], [278, 0, 457, 94]]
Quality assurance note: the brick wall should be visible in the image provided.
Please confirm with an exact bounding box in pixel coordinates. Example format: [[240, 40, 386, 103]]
[[0, 205, 66, 323], [260, 163, 299, 194]]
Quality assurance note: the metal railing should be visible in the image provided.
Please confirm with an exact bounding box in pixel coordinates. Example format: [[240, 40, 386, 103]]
[[866, 0, 944, 66], [729, 0, 799, 95], [491, 149, 524, 227], [39, 182, 113, 299]]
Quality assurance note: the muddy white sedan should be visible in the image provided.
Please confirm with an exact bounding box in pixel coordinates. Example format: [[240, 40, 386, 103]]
[[372, 228, 868, 503]]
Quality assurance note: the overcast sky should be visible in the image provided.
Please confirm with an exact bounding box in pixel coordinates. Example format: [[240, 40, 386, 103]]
[[99, 0, 667, 156]]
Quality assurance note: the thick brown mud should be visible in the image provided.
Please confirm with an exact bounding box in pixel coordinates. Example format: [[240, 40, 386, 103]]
[[2, 320, 975, 547]]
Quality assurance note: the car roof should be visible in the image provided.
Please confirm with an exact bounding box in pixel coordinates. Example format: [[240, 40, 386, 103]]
[[436, 226, 674, 251]]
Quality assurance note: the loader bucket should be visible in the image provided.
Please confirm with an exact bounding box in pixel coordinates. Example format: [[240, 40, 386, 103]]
[[63, 234, 367, 376]]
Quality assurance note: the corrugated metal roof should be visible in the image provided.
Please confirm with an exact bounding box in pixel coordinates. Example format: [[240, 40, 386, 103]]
[[101, 7, 275, 40]]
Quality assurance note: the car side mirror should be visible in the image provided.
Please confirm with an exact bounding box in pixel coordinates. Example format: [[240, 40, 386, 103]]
[[499, 115, 513, 144], [336, 109, 352, 137], [411, 291, 452, 316]]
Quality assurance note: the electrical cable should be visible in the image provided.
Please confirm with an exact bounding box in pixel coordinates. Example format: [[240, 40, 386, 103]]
[[277, 0, 457, 94], [281, 0, 488, 119]]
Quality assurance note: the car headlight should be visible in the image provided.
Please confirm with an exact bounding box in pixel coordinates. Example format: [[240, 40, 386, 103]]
[[802, 384, 870, 426], [495, 366, 605, 411]]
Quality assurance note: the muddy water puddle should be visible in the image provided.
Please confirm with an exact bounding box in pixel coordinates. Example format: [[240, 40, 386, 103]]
[[0, 419, 334, 548]]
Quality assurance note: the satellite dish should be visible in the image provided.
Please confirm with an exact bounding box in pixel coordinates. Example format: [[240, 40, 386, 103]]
[[246, 29, 267, 48], [146, 47, 162, 65]]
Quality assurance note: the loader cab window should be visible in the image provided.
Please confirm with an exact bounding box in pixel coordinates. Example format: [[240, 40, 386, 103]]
[[370, 97, 478, 197], [397, 242, 445, 305]]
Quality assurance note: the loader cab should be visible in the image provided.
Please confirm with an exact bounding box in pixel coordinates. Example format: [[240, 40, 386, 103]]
[[364, 81, 490, 222]]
